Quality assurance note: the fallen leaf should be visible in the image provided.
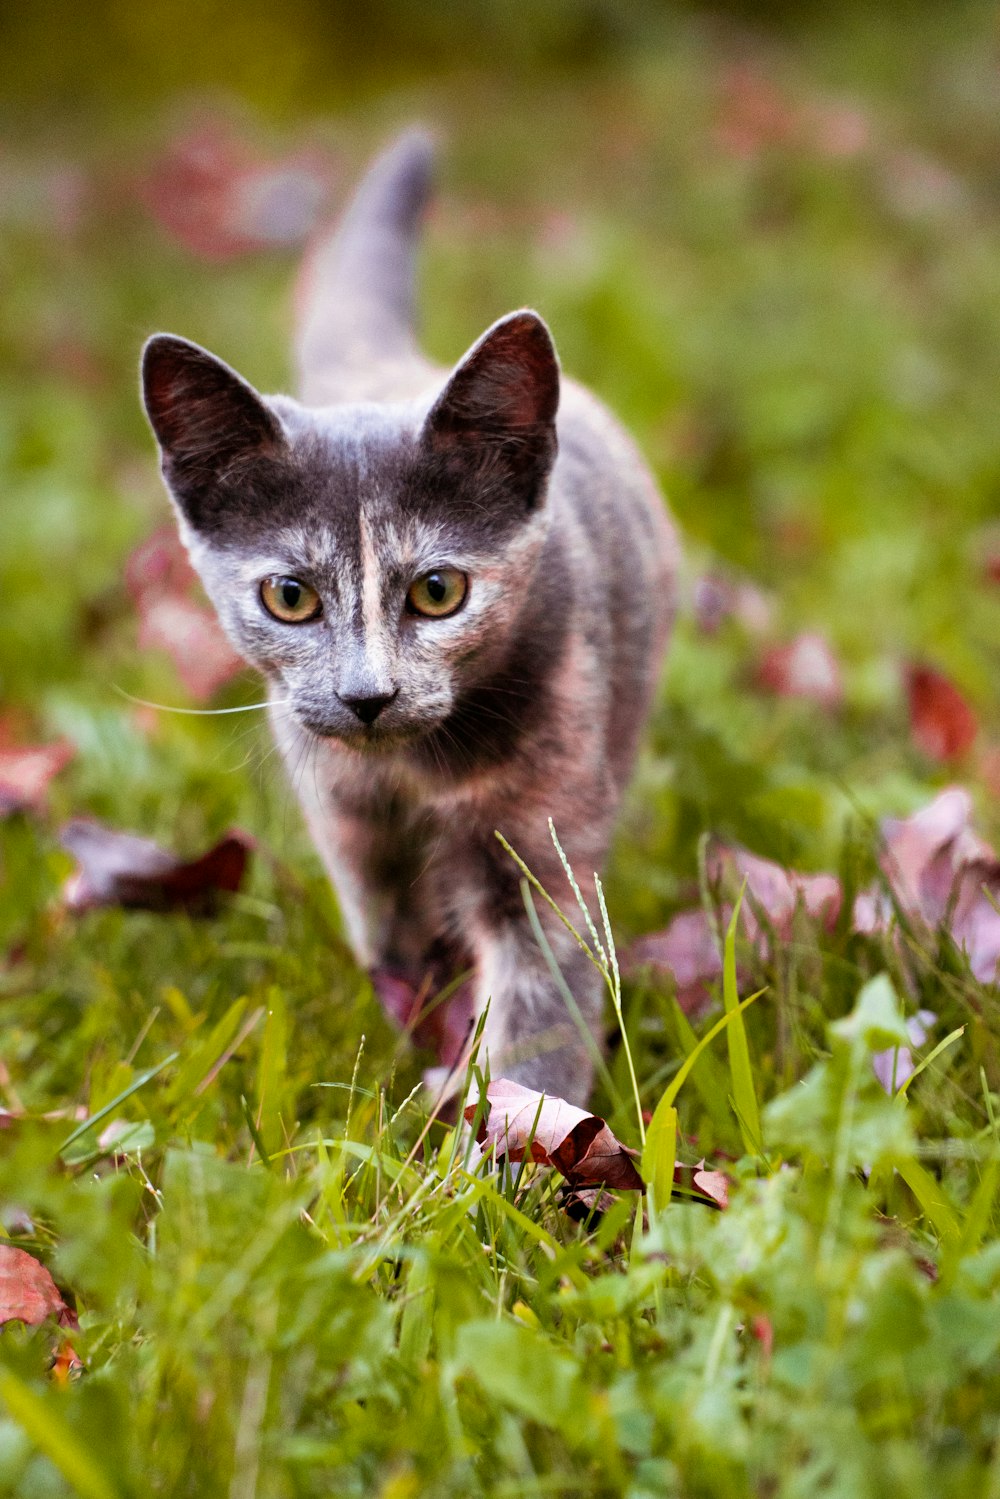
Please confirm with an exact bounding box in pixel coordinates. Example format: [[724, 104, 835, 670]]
[[691, 1165, 730, 1209], [467, 1079, 643, 1191], [0, 735, 74, 816], [854, 788, 1000, 983], [138, 120, 333, 261], [628, 843, 841, 1011], [707, 841, 842, 943], [626, 908, 724, 1014], [750, 1314, 774, 1360], [126, 527, 245, 702], [137, 595, 245, 702], [61, 819, 250, 913], [806, 99, 871, 159], [906, 663, 977, 762], [715, 63, 799, 159], [124, 526, 198, 608], [0, 1245, 77, 1330], [756, 632, 843, 708], [691, 571, 776, 637]]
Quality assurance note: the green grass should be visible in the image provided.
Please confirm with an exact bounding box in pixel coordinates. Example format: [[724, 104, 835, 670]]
[[5, 4, 1000, 1494]]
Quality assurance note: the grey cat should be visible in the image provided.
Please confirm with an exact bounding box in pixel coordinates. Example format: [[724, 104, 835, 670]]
[[141, 129, 678, 1104]]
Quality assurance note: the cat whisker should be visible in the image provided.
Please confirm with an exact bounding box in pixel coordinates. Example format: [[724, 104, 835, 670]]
[[112, 685, 288, 717]]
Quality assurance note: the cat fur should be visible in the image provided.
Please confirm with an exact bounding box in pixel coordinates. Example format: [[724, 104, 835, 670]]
[[141, 128, 679, 1103]]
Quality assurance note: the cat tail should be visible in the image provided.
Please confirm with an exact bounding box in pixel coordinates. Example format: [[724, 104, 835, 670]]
[[294, 127, 436, 401]]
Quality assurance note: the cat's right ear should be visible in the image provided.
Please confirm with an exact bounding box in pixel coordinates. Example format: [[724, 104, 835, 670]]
[[141, 335, 285, 526]]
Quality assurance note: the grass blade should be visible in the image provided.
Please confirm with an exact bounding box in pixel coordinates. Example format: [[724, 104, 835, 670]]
[[641, 1101, 677, 1219], [60, 1050, 178, 1152], [722, 886, 762, 1158], [0, 1369, 118, 1499], [642, 987, 765, 1211]]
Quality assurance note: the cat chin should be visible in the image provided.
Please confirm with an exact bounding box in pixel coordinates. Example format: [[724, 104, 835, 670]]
[[294, 715, 431, 755]]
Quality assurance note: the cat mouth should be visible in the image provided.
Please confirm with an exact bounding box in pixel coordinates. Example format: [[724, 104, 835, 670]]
[[296, 713, 425, 751]]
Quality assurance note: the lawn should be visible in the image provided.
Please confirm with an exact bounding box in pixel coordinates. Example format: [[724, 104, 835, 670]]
[[4, 3, 1000, 1494]]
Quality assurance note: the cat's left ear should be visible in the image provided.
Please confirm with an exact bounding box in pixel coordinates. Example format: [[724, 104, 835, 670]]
[[422, 311, 559, 509]]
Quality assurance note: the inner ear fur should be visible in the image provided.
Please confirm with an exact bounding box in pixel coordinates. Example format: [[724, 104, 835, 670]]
[[142, 335, 284, 491], [422, 310, 560, 504]]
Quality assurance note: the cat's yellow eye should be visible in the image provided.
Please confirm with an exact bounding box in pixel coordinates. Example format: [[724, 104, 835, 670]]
[[406, 568, 468, 619], [260, 576, 322, 623]]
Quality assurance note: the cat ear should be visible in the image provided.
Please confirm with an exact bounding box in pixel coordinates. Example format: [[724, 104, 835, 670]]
[[422, 311, 559, 507], [141, 335, 285, 522]]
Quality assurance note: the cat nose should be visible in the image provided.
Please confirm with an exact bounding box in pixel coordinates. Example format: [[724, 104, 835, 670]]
[[338, 689, 399, 725]]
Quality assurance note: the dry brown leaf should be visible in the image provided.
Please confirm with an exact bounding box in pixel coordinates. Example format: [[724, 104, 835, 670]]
[[61, 818, 250, 914], [691, 1165, 730, 1209], [137, 596, 245, 703], [466, 1079, 643, 1191], [627, 841, 840, 1013]]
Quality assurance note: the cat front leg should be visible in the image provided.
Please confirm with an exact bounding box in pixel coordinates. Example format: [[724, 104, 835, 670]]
[[469, 909, 605, 1105]]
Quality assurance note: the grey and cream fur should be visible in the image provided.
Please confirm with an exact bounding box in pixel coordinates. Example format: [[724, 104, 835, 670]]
[[141, 129, 679, 1103]]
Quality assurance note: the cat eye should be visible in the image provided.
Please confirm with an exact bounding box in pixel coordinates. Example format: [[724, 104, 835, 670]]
[[406, 568, 468, 619], [260, 576, 323, 623]]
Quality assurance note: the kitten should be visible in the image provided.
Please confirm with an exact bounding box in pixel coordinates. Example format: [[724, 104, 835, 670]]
[[141, 129, 678, 1104]]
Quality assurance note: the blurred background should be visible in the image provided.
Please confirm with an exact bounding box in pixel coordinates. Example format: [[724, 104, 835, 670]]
[[3, 0, 1000, 936]]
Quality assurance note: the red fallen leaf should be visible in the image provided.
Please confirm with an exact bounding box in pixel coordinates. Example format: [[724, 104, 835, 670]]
[[856, 788, 986, 927], [138, 595, 244, 702], [707, 841, 842, 944], [854, 789, 1000, 984], [627, 842, 841, 1013], [126, 528, 244, 701], [0, 736, 74, 816], [0, 1245, 77, 1331], [60, 818, 251, 914], [750, 1314, 774, 1360], [626, 909, 724, 1016], [138, 121, 332, 262], [691, 1165, 730, 1210], [692, 571, 775, 637], [806, 100, 871, 160], [124, 526, 198, 608], [467, 1079, 644, 1191], [906, 663, 977, 763], [756, 632, 843, 709], [715, 63, 799, 159]]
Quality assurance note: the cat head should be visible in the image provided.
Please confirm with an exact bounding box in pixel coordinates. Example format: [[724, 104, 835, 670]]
[[141, 311, 560, 752]]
